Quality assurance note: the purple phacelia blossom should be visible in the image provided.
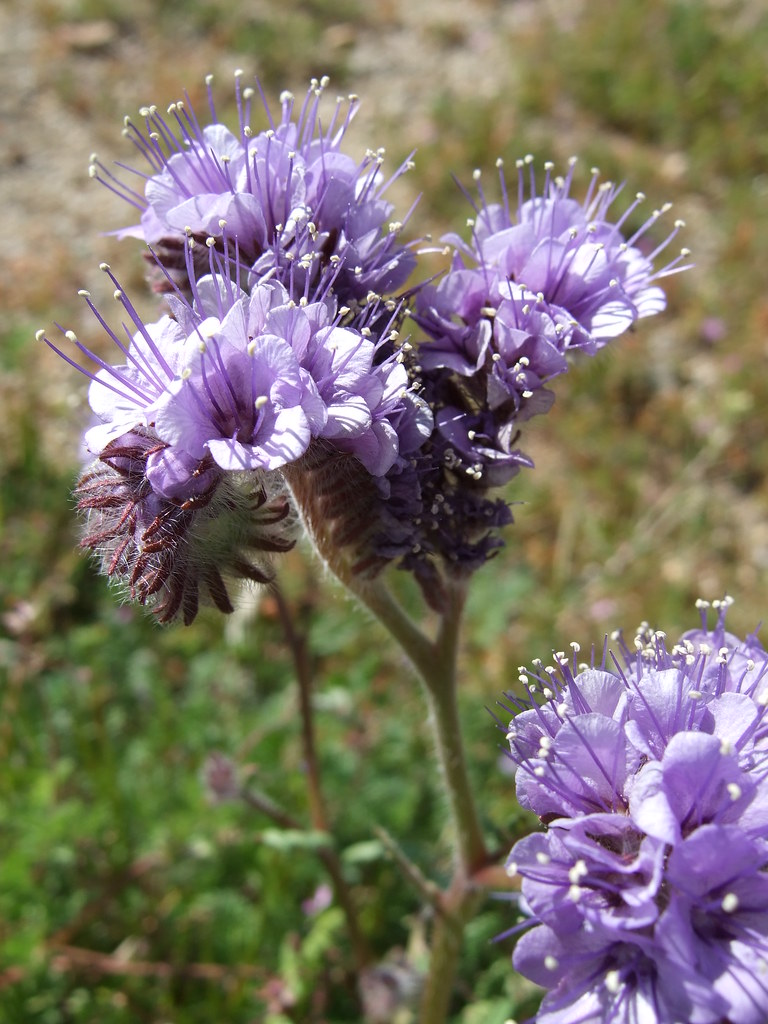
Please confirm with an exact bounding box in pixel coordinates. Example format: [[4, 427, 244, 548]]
[[438, 156, 689, 348], [373, 159, 689, 599], [499, 599, 768, 1024], [43, 261, 427, 495], [41, 248, 431, 617], [412, 158, 690, 483], [89, 73, 416, 303]]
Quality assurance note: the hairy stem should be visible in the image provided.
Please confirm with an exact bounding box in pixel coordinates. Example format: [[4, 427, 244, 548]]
[[357, 578, 490, 1024], [424, 582, 487, 875], [356, 578, 487, 874]]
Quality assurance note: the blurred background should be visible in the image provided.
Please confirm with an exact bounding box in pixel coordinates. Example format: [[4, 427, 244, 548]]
[[2, 0, 768, 1020]]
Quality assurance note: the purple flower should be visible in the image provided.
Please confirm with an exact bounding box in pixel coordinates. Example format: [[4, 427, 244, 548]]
[[89, 74, 416, 302], [373, 160, 688, 594], [500, 600, 768, 1024], [441, 156, 689, 346], [413, 159, 689, 476], [68, 274, 323, 493], [44, 260, 426, 495], [42, 246, 432, 614]]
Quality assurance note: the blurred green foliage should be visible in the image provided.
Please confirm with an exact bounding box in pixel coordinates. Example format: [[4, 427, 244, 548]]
[[3, 0, 768, 1020]]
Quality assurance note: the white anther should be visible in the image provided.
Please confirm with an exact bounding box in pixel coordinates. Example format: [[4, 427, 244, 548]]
[[721, 892, 739, 914], [605, 970, 621, 994], [568, 860, 588, 883]]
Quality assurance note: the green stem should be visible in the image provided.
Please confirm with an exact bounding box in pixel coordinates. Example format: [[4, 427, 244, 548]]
[[358, 577, 490, 1024], [359, 579, 486, 874], [423, 583, 487, 875]]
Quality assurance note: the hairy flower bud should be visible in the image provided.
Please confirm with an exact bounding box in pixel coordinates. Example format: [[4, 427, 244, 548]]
[[76, 430, 297, 623]]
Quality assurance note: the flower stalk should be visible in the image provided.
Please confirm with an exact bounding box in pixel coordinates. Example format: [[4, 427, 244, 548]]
[[335, 566, 489, 1022]]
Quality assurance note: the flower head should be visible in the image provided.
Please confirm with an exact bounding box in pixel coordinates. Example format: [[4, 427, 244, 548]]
[[414, 158, 689, 478], [437, 156, 689, 347], [42, 243, 430, 617], [89, 73, 416, 303], [44, 253, 425, 490], [500, 599, 768, 1024], [370, 159, 690, 597]]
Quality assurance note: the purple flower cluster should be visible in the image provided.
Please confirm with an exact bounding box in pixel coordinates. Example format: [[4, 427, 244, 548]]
[[501, 599, 768, 1024], [77, 267, 427, 483], [90, 73, 416, 304], [373, 158, 689, 596], [42, 74, 441, 620], [42, 247, 430, 619], [44, 73, 687, 619]]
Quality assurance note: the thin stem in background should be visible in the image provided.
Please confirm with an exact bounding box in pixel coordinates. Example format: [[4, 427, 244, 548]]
[[272, 583, 328, 832], [271, 580, 372, 971], [240, 784, 304, 831]]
